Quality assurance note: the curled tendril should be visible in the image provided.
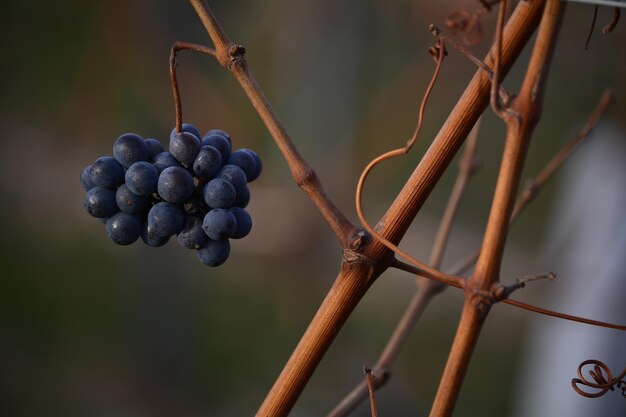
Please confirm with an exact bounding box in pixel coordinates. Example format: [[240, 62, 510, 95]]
[[445, 11, 483, 46], [602, 7, 621, 34], [571, 359, 626, 398], [444, 0, 498, 46], [428, 43, 448, 63]]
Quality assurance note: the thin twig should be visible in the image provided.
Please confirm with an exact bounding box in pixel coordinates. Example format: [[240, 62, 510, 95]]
[[503, 299, 626, 331], [187, 0, 357, 249], [511, 89, 614, 218], [169, 42, 217, 134], [491, 0, 507, 117], [364, 367, 379, 417], [586, 5, 599, 50], [494, 271, 557, 300]]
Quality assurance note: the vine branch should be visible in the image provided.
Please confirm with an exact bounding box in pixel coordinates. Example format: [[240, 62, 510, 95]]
[[430, 2, 565, 415], [187, 1, 550, 416], [328, 118, 482, 417], [188, 0, 359, 249]]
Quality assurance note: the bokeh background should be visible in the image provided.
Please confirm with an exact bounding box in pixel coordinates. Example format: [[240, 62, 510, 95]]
[[1, 1, 625, 416]]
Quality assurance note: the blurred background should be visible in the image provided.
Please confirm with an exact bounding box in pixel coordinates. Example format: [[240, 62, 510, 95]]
[[1, 1, 625, 416]]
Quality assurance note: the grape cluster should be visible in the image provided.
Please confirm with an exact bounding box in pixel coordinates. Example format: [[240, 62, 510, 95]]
[[81, 123, 261, 266]]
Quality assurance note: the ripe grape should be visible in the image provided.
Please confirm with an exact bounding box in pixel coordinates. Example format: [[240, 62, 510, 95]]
[[230, 207, 252, 239], [152, 151, 182, 173], [148, 202, 185, 237], [116, 184, 150, 214], [80, 165, 96, 191], [216, 164, 247, 190], [177, 216, 208, 249], [193, 145, 222, 180], [105, 212, 142, 245], [113, 133, 149, 168], [145, 138, 164, 160], [169, 131, 201, 166], [83, 124, 260, 267], [196, 238, 230, 266], [202, 208, 237, 240], [242, 149, 262, 182], [232, 184, 250, 208], [90, 156, 125, 189], [202, 132, 231, 161], [157, 166, 195, 204], [205, 129, 232, 144], [84, 186, 118, 218], [141, 222, 170, 247], [227, 149, 257, 181], [203, 178, 236, 208], [170, 123, 201, 141], [125, 161, 158, 196]]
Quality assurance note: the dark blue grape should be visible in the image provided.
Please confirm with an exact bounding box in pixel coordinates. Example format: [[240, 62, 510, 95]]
[[203, 178, 236, 208], [80, 165, 96, 191], [152, 151, 182, 173], [125, 161, 158, 196], [116, 184, 150, 214], [242, 149, 262, 182], [205, 129, 232, 144], [227, 149, 257, 182], [230, 207, 252, 239], [202, 208, 237, 240], [90, 156, 124, 189], [113, 133, 149, 168], [169, 132, 201, 166], [105, 212, 142, 245], [84, 186, 118, 218], [216, 164, 247, 191], [141, 222, 170, 247], [232, 184, 250, 208], [196, 238, 230, 266], [148, 202, 185, 237], [201, 133, 231, 161], [170, 123, 201, 141], [177, 216, 208, 249], [145, 138, 164, 160], [157, 166, 195, 204], [193, 145, 222, 180]]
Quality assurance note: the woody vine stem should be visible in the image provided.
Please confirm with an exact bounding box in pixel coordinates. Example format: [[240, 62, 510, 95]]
[[180, 0, 625, 416]]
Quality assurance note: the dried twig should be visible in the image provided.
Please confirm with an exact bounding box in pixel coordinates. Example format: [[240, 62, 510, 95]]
[[169, 41, 217, 134], [364, 367, 379, 417], [491, 0, 508, 117], [429, 2, 566, 416], [585, 5, 598, 50], [329, 120, 482, 417], [188, 0, 358, 249], [511, 89, 614, 218]]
